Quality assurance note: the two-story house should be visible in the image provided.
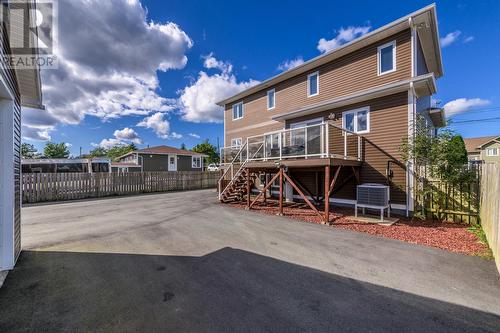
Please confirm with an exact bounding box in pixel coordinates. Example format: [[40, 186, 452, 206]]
[[464, 136, 500, 163], [217, 5, 445, 222]]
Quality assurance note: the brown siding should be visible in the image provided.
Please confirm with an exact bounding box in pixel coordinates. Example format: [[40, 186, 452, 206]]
[[225, 29, 412, 145], [286, 92, 409, 205]]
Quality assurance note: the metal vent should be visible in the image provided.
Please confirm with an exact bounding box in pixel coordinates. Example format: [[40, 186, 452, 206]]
[[357, 184, 390, 207]]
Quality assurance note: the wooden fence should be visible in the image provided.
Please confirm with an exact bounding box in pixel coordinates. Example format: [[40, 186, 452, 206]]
[[417, 165, 481, 224], [480, 163, 500, 272], [22, 171, 219, 204]]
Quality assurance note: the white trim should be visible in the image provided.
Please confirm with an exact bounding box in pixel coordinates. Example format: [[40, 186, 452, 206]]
[[191, 155, 202, 168], [168, 154, 178, 171], [341, 107, 370, 134], [407, 88, 416, 214], [307, 71, 319, 97], [486, 148, 499, 156], [231, 137, 242, 147], [289, 116, 324, 129], [232, 101, 244, 120], [267, 89, 275, 110], [377, 40, 397, 76], [410, 20, 417, 77], [0, 99, 15, 270], [223, 103, 226, 147]]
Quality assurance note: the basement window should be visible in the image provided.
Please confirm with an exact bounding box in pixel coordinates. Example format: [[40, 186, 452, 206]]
[[378, 41, 396, 75], [231, 138, 242, 147], [342, 107, 370, 134]]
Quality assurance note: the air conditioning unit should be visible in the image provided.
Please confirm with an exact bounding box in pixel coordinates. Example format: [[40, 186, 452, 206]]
[[355, 183, 390, 221]]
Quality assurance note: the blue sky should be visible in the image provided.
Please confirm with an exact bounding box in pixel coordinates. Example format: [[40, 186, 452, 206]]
[[23, 0, 500, 156]]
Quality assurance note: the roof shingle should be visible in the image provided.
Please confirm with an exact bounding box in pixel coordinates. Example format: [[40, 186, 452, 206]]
[[463, 136, 499, 153]]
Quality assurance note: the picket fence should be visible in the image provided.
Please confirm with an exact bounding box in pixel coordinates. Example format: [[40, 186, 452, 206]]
[[22, 171, 219, 204]]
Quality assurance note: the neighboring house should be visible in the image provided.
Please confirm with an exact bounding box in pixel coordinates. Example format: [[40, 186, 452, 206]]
[[1, 1, 43, 272], [217, 4, 444, 217], [22, 158, 111, 173], [113, 145, 207, 172], [464, 136, 500, 163]]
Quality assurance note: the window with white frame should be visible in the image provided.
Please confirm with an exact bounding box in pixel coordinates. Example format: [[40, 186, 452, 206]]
[[377, 41, 396, 75], [307, 71, 319, 97], [192, 156, 202, 168], [487, 148, 499, 156], [342, 107, 370, 134], [231, 138, 242, 147], [232, 102, 243, 120], [267, 89, 275, 110]]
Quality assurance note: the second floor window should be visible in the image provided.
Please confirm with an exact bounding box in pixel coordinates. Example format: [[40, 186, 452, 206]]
[[378, 41, 396, 75], [307, 71, 319, 97], [342, 107, 370, 134], [267, 89, 275, 110], [487, 148, 499, 156], [232, 102, 243, 120]]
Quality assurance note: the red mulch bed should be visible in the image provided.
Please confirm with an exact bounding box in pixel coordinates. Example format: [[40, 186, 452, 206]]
[[227, 201, 490, 257]]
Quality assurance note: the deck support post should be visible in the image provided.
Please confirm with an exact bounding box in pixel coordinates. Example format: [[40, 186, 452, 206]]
[[246, 168, 251, 209], [278, 167, 284, 216], [283, 172, 323, 220], [263, 173, 267, 203], [324, 165, 330, 224], [249, 172, 280, 209]]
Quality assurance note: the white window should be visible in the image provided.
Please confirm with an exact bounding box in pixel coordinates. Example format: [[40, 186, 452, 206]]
[[342, 107, 370, 134], [192, 156, 202, 168], [307, 71, 319, 97], [232, 102, 243, 120], [231, 138, 242, 147], [267, 89, 275, 110], [377, 41, 396, 75], [487, 148, 499, 156]]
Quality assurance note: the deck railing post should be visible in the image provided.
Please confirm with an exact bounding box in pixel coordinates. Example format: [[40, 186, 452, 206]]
[[278, 167, 284, 216], [305, 127, 308, 159], [344, 132, 347, 159], [279, 133, 282, 160]]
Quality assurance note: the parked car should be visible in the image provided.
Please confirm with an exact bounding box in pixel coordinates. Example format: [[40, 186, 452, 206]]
[[207, 163, 219, 171]]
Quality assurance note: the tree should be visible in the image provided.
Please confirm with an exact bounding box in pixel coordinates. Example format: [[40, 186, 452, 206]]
[[89, 147, 107, 157], [43, 142, 70, 158], [192, 139, 219, 164], [180, 143, 187, 150], [106, 143, 137, 161], [21, 143, 40, 159]]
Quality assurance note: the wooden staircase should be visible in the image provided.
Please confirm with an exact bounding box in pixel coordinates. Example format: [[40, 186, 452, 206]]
[[220, 169, 257, 203]]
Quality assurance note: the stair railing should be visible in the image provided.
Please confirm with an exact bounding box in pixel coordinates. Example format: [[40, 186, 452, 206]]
[[218, 141, 248, 200]]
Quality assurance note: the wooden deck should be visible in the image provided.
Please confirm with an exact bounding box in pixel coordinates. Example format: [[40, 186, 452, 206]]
[[244, 157, 362, 170]]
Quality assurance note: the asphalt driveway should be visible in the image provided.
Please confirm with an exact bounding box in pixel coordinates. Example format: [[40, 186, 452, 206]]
[[1, 189, 500, 332]]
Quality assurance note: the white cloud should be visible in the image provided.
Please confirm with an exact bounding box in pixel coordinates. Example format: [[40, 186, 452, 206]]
[[463, 36, 474, 43], [178, 55, 259, 123], [317, 26, 371, 53], [137, 112, 170, 139], [277, 57, 304, 71], [21, 107, 59, 141], [36, 0, 192, 131], [443, 98, 491, 117], [202, 53, 233, 73], [97, 138, 125, 149], [189, 133, 201, 139], [114, 127, 142, 144], [170, 132, 183, 139], [65, 143, 73, 148], [440, 30, 461, 47]]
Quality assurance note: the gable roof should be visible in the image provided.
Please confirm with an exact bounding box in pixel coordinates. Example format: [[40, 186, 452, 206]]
[[216, 4, 442, 107], [121, 145, 208, 159], [463, 136, 500, 153]]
